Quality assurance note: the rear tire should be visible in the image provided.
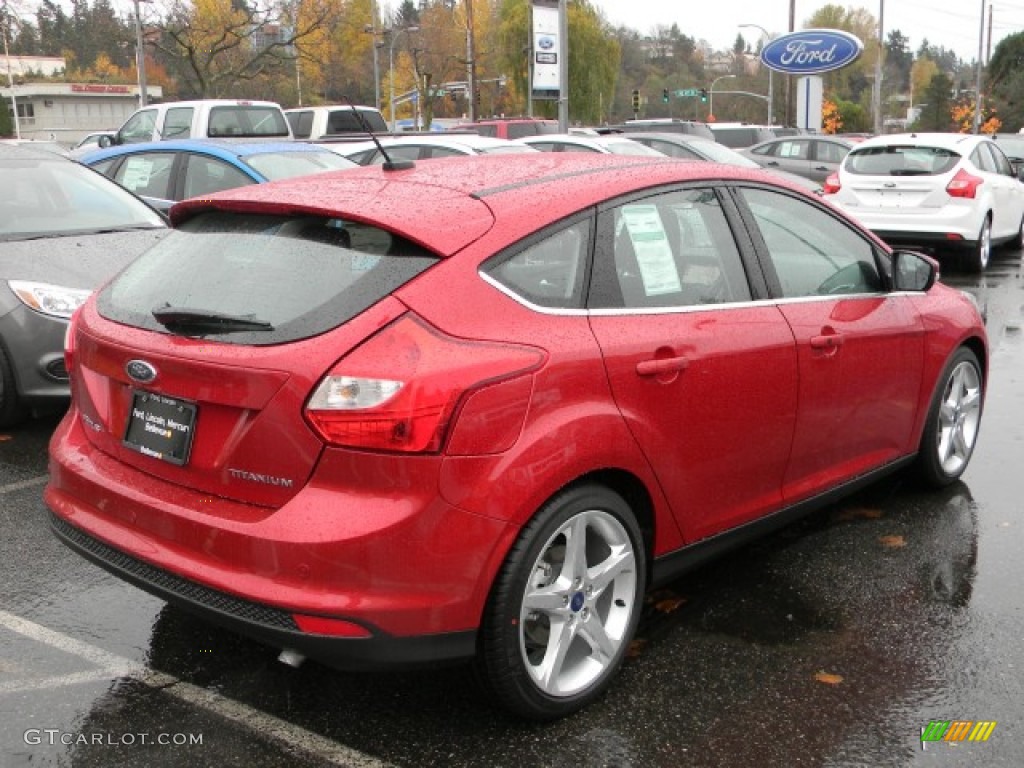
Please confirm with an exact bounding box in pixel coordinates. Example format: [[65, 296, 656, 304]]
[[0, 343, 29, 429], [476, 484, 646, 720], [961, 216, 991, 273], [916, 348, 983, 487]]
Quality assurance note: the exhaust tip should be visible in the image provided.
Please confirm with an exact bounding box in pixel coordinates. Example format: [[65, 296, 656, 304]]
[[277, 648, 306, 668]]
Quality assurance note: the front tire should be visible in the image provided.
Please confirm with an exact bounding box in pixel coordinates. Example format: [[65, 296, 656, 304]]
[[916, 348, 983, 487], [476, 485, 646, 720]]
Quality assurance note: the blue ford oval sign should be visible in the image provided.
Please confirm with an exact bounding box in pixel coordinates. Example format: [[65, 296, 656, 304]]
[[761, 28, 864, 75]]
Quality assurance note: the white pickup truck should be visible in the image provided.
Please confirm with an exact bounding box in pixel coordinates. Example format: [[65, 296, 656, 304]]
[[285, 105, 389, 139], [100, 99, 293, 146]]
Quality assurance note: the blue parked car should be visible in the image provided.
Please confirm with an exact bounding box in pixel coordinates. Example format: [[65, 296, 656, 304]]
[[78, 139, 357, 213]]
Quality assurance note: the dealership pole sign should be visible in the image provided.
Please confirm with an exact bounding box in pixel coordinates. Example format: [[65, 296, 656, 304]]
[[760, 29, 864, 75], [531, 0, 561, 101]]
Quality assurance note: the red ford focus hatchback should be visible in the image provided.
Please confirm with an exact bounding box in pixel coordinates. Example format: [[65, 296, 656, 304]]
[[46, 153, 987, 720]]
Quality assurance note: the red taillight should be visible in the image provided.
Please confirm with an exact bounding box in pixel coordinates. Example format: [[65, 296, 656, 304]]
[[304, 314, 545, 453], [946, 168, 983, 199], [822, 173, 841, 195]]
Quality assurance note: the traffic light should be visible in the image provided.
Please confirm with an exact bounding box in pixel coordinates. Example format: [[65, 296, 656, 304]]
[[700, 88, 708, 103], [631, 89, 640, 111], [662, 88, 669, 103]]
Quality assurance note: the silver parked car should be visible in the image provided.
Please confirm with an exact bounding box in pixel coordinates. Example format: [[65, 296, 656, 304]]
[[0, 144, 168, 425], [742, 135, 855, 182]]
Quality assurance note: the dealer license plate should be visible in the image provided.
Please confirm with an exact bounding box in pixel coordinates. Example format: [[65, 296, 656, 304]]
[[123, 391, 197, 466]]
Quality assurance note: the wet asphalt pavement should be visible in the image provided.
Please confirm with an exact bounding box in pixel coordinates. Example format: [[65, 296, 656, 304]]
[[3, 252, 1024, 767]]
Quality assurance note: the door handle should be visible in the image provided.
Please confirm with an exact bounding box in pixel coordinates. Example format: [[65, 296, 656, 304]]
[[810, 334, 844, 349], [636, 356, 690, 376]]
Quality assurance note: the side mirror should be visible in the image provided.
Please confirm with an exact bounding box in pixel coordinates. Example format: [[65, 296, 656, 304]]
[[98, 134, 113, 148], [892, 249, 937, 292]]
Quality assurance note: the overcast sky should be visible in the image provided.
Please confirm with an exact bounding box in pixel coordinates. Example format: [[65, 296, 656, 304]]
[[591, 0, 1024, 62]]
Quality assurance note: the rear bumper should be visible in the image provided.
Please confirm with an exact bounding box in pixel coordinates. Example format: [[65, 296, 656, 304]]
[[832, 201, 983, 245], [50, 511, 476, 669], [45, 409, 514, 667]]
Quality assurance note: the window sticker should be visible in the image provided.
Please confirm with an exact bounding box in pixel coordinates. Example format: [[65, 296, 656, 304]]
[[120, 159, 153, 192], [621, 205, 682, 296]]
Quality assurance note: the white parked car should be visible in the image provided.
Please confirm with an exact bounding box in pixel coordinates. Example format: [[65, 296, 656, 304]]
[[514, 133, 665, 156], [824, 132, 1024, 272], [321, 134, 540, 164]]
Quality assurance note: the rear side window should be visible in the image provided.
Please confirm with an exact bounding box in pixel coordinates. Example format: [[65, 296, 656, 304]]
[[207, 106, 290, 138], [845, 146, 960, 176], [288, 111, 314, 139], [163, 107, 194, 139], [97, 213, 438, 345], [326, 110, 387, 133], [485, 222, 590, 308]]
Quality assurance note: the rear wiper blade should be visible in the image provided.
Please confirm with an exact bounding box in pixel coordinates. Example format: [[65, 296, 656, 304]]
[[152, 305, 274, 332]]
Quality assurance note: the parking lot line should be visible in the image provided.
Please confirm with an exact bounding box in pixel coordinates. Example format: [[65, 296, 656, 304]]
[[0, 475, 48, 494], [0, 610, 395, 768]]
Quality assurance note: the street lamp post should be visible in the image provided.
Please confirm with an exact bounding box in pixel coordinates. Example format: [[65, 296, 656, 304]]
[[739, 23, 773, 125], [709, 74, 736, 120], [364, 24, 382, 110], [388, 26, 419, 131]]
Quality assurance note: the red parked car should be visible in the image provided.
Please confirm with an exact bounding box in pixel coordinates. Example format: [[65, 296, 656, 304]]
[[46, 153, 987, 720]]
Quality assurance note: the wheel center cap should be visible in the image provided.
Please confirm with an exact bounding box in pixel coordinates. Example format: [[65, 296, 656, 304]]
[[570, 592, 585, 612]]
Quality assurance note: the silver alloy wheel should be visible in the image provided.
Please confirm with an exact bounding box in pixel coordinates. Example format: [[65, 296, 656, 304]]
[[936, 359, 983, 475], [978, 218, 992, 270], [518, 508, 638, 697]]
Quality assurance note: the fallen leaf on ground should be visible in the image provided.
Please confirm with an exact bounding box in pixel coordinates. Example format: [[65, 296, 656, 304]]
[[627, 639, 648, 658], [815, 671, 844, 685], [879, 535, 906, 548], [654, 597, 687, 614], [836, 506, 883, 521]]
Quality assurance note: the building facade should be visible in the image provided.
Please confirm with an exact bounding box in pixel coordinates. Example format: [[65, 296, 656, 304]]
[[2, 55, 161, 144]]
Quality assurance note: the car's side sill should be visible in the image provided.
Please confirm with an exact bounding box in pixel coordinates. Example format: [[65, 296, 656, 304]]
[[650, 455, 917, 588]]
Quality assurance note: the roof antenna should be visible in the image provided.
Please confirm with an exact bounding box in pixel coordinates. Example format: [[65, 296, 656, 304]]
[[343, 96, 413, 172]]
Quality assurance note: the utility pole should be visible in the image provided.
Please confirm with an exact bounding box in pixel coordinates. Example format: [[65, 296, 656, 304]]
[[465, 0, 476, 121], [872, 0, 884, 135], [972, 0, 985, 133], [2, 1, 20, 138]]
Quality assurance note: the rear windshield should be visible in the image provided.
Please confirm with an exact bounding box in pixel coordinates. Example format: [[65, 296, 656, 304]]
[[97, 213, 438, 345], [844, 146, 960, 176], [207, 106, 290, 138]]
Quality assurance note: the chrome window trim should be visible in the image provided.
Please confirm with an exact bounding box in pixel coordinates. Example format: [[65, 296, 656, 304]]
[[480, 270, 893, 316]]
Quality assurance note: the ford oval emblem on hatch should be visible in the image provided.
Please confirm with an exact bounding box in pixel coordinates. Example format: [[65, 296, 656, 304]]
[[126, 359, 158, 383]]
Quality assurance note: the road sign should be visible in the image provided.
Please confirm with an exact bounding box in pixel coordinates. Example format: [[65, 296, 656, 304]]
[[675, 88, 700, 97]]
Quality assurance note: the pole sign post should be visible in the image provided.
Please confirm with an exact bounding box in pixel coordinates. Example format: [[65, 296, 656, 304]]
[[759, 29, 863, 134]]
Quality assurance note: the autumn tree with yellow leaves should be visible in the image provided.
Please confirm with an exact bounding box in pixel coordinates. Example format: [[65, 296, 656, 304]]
[[149, 0, 343, 99]]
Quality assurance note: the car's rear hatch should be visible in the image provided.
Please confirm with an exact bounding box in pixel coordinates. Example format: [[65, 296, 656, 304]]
[[840, 143, 961, 212], [70, 212, 452, 508]]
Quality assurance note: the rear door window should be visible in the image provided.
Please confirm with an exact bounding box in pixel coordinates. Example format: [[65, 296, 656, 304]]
[[112, 152, 176, 199], [97, 213, 439, 345]]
